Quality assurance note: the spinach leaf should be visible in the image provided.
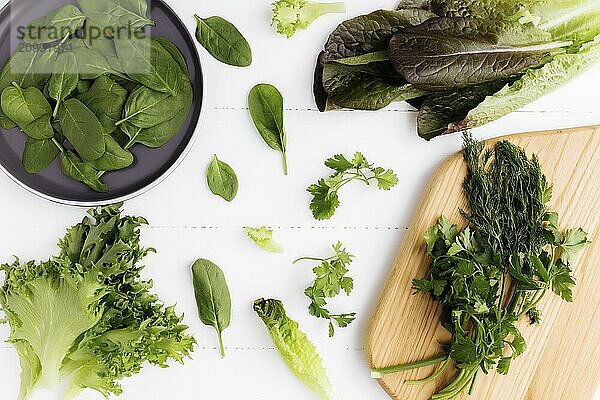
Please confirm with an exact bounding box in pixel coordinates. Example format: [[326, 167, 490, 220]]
[[80, 31, 123, 72], [60, 150, 107, 192], [207, 155, 238, 202], [72, 47, 121, 80], [77, 0, 154, 31], [22, 135, 62, 173], [58, 98, 106, 161], [24, 4, 86, 44], [76, 76, 127, 134], [248, 84, 288, 175], [388, 18, 568, 91], [48, 52, 79, 117], [0, 51, 53, 129], [73, 79, 93, 95], [1, 84, 54, 139], [191, 258, 231, 358], [155, 37, 188, 72], [117, 78, 190, 128], [89, 135, 134, 171], [114, 37, 181, 96], [322, 61, 428, 110], [194, 15, 252, 67]]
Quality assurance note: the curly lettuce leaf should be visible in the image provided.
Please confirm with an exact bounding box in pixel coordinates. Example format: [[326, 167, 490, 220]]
[[254, 299, 334, 400], [246, 226, 284, 253], [449, 39, 600, 132]]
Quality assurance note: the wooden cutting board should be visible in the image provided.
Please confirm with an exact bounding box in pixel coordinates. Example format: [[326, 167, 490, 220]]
[[365, 125, 600, 400]]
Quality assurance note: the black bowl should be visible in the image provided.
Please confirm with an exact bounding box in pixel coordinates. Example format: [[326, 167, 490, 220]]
[[0, 0, 204, 205]]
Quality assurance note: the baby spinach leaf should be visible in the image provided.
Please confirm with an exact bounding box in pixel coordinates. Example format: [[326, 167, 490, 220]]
[[155, 37, 188, 72], [191, 258, 231, 358], [58, 98, 106, 161], [194, 15, 252, 67], [117, 78, 190, 128], [22, 135, 62, 173], [248, 83, 288, 175], [0, 51, 53, 129], [114, 37, 181, 96], [89, 135, 134, 171], [72, 47, 120, 80], [73, 79, 93, 95], [60, 150, 107, 192], [207, 155, 238, 202], [76, 76, 127, 134], [48, 52, 79, 117], [1, 84, 54, 139], [77, 0, 154, 32], [24, 4, 86, 44], [81, 31, 123, 72]]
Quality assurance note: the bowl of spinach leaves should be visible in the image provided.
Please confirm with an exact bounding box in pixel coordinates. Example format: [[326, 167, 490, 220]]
[[0, 0, 204, 205]]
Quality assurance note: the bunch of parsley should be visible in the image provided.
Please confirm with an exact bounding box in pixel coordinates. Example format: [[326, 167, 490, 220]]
[[371, 135, 590, 399]]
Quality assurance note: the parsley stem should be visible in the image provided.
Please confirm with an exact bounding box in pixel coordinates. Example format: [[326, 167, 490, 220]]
[[370, 354, 447, 378], [405, 357, 450, 385]]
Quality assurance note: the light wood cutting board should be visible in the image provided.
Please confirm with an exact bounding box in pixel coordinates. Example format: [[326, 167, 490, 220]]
[[365, 125, 600, 400]]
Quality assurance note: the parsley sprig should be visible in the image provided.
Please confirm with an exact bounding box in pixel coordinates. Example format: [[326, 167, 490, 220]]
[[294, 242, 356, 337], [308, 152, 398, 220], [371, 135, 590, 399]]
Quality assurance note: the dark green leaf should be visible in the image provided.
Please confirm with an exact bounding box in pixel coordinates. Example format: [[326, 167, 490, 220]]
[[59, 150, 107, 192], [114, 37, 181, 96], [207, 155, 238, 202], [89, 135, 134, 171], [58, 98, 106, 161], [72, 47, 118, 80], [77, 0, 154, 31], [388, 18, 567, 91], [76, 75, 127, 134], [155, 37, 188, 72], [22, 135, 61, 173], [194, 15, 252, 67], [24, 4, 86, 44], [248, 83, 287, 174], [1, 84, 54, 139], [48, 52, 79, 117], [191, 258, 231, 358]]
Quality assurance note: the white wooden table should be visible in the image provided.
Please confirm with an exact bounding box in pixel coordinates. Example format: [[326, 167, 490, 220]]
[[1, 1, 600, 399]]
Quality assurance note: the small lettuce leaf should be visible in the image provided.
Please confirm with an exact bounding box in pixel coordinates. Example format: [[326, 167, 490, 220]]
[[254, 299, 334, 400], [246, 226, 284, 253]]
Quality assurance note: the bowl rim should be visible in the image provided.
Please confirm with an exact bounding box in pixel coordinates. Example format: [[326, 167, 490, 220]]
[[0, 0, 206, 207]]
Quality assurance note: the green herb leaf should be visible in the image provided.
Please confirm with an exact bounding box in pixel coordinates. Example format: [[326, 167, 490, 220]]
[[22, 135, 62, 173], [308, 152, 398, 220], [48, 52, 79, 117], [1, 84, 54, 140], [59, 150, 107, 192], [89, 135, 134, 172], [248, 83, 288, 174], [191, 259, 232, 358], [24, 4, 86, 44], [58, 98, 106, 161], [245, 226, 283, 253], [77, 0, 154, 31], [294, 242, 356, 336], [194, 15, 252, 67], [206, 155, 238, 202]]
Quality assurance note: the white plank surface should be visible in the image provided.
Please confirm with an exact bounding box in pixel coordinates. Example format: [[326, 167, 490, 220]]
[[1, 1, 600, 399]]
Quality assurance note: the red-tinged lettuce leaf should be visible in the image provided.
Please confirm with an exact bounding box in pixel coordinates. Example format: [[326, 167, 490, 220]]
[[322, 61, 427, 110], [448, 40, 600, 133], [314, 9, 435, 110], [388, 17, 568, 91], [416, 80, 512, 140]]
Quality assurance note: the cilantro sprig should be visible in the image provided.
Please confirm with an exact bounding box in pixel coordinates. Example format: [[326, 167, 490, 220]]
[[371, 135, 590, 399], [294, 242, 356, 337], [308, 152, 398, 220]]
